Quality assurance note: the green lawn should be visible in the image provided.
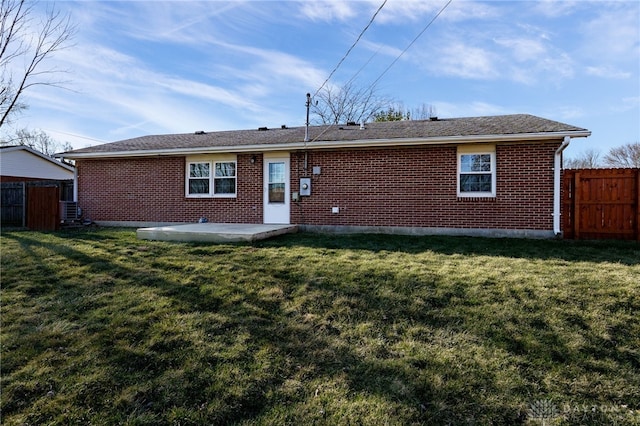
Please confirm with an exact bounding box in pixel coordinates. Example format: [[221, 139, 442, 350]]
[[1, 228, 639, 425]]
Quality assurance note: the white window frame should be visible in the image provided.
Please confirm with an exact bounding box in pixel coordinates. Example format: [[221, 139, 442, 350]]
[[212, 160, 237, 198], [186, 160, 237, 198], [186, 161, 212, 198], [457, 148, 496, 198]]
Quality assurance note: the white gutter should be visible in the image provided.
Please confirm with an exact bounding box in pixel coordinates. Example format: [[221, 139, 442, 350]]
[[58, 130, 592, 160], [553, 136, 571, 236]]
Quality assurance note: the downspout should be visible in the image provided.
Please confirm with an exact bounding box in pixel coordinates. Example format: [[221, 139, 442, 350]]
[[553, 136, 571, 236], [73, 166, 78, 202]]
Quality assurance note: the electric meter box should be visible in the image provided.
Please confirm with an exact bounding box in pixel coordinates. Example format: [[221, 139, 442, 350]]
[[300, 178, 311, 196]]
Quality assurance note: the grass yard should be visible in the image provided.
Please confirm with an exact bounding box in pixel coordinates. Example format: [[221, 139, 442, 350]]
[[1, 228, 639, 425]]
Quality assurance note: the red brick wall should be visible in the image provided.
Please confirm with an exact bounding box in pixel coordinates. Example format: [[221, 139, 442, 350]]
[[77, 155, 263, 223], [77, 141, 559, 230], [290, 142, 558, 230]]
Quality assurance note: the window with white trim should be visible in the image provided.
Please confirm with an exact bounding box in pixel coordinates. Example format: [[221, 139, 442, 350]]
[[213, 161, 236, 196], [457, 150, 496, 197], [186, 160, 236, 197], [187, 162, 211, 196]]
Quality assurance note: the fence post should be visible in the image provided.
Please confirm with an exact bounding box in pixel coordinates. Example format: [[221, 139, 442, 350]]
[[564, 170, 575, 239], [636, 169, 639, 241], [21, 182, 26, 228], [574, 172, 580, 239]]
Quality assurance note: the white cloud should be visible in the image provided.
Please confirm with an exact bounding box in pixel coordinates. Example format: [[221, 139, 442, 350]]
[[400, 3, 579, 85], [434, 101, 508, 118], [201, 39, 327, 90], [579, 3, 640, 61], [532, 0, 581, 17], [374, 0, 499, 24], [609, 96, 640, 113], [299, 0, 357, 22], [546, 105, 585, 121], [26, 43, 253, 139], [586, 66, 632, 79], [430, 42, 499, 80], [359, 38, 406, 59], [85, 1, 242, 45], [47, 28, 325, 122], [494, 38, 547, 62], [537, 52, 575, 79], [17, 1, 335, 146]]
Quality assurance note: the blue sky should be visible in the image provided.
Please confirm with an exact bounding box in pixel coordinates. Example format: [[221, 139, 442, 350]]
[[14, 0, 640, 159]]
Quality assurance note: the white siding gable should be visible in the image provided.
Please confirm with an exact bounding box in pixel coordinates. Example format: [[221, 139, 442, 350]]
[[0, 147, 74, 180]]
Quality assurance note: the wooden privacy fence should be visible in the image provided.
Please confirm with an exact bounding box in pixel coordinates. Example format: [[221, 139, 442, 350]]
[[1, 180, 73, 230], [563, 168, 639, 240], [1, 182, 25, 227]]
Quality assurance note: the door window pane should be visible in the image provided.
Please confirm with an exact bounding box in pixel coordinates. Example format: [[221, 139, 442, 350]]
[[268, 162, 285, 203], [269, 162, 284, 182], [269, 183, 285, 203]]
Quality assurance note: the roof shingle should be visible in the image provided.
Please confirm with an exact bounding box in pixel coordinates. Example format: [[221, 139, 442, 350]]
[[63, 114, 589, 157]]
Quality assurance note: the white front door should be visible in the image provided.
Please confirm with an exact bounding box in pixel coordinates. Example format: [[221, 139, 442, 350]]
[[263, 154, 290, 224]]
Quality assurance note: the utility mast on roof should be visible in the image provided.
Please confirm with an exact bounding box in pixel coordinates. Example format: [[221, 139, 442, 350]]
[[304, 93, 311, 143]]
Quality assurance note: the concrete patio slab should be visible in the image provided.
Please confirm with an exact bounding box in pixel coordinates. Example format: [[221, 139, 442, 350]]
[[137, 223, 298, 243]]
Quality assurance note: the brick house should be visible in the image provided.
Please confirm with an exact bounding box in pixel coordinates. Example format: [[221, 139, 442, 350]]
[[59, 114, 590, 238]]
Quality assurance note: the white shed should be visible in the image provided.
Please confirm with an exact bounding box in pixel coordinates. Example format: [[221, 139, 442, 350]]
[[0, 145, 75, 180], [1, 146, 77, 230]]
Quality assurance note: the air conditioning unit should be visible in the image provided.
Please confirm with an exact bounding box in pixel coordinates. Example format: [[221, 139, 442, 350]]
[[59, 201, 80, 223]]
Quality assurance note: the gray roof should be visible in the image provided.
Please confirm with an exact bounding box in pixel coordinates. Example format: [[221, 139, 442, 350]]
[[62, 114, 590, 158]]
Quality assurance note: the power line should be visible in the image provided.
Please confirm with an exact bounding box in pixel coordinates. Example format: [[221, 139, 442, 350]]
[[44, 129, 107, 144], [345, 45, 382, 88], [370, 0, 453, 88], [308, 0, 453, 144], [312, 0, 388, 99]]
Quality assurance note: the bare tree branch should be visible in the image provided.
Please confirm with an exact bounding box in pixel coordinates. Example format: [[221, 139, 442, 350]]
[[0, 0, 75, 128], [0, 127, 72, 155], [0, 0, 29, 66], [603, 142, 640, 168], [563, 149, 602, 169], [311, 81, 393, 125]]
